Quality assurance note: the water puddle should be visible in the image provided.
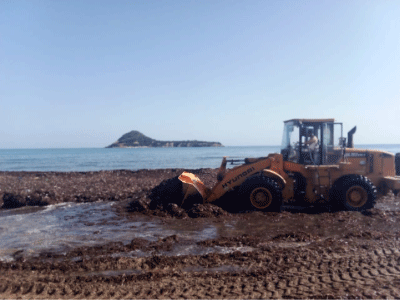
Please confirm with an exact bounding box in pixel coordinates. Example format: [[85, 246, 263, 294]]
[[0, 202, 166, 261], [0, 202, 226, 261]]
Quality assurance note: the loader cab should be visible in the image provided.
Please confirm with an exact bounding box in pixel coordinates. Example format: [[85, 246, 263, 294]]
[[281, 119, 344, 165]]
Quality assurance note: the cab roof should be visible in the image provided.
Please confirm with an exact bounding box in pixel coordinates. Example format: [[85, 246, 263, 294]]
[[284, 118, 335, 124]]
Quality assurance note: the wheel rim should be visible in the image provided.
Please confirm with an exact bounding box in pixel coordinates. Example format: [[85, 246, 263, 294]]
[[250, 187, 272, 209], [346, 185, 368, 208]]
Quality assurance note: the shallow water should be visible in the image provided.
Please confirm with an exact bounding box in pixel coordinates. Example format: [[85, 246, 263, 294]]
[[0, 202, 158, 261], [0, 202, 231, 261], [0, 200, 398, 262]]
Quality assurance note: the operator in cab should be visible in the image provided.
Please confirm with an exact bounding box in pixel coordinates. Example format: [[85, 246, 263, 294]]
[[304, 132, 318, 151]]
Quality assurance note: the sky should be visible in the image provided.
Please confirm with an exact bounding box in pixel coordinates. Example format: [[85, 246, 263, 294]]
[[1, 0, 399, 148]]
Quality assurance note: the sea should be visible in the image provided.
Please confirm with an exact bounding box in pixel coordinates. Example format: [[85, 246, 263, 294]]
[[1, 144, 400, 172]]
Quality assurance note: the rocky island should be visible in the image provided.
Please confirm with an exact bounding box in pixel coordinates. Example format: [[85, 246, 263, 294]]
[[106, 130, 223, 148]]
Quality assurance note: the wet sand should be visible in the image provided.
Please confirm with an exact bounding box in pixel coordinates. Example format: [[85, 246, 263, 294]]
[[1, 169, 400, 299]]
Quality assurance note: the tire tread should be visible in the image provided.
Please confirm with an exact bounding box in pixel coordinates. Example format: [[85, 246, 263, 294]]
[[330, 175, 377, 211], [240, 175, 283, 212]]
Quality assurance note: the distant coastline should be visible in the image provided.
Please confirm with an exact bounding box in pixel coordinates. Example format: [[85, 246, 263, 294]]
[[106, 130, 223, 148]]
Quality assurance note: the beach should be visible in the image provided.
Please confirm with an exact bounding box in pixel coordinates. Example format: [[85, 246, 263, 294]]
[[1, 169, 400, 299]]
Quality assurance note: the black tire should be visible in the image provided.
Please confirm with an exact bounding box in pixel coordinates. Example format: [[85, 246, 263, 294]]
[[330, 175, 377, 211], [240, 176, 282, 212]]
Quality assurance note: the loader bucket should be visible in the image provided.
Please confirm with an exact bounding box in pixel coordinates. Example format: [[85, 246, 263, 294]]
[[178, 172, 211, 205]]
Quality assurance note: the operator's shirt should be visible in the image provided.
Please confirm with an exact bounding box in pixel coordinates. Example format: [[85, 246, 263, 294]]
[[308, 136, 318, 151]]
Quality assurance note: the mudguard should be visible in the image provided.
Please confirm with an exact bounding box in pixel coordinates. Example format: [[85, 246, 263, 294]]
[[261, 169, 286, 189]]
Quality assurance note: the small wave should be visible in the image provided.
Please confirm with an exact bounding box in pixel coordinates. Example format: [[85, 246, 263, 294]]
[[39, 202, 71, 214], [39, 201, 112, 214]]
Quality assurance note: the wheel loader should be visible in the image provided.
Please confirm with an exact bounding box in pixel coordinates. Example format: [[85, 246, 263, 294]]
[[178, 119, 400, 212]]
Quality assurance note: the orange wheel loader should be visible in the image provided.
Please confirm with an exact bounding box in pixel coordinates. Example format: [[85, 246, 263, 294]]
[[178, 119, 400, 212]]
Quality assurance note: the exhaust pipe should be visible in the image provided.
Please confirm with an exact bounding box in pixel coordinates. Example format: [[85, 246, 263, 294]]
[[347, 126, 357, 148]]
